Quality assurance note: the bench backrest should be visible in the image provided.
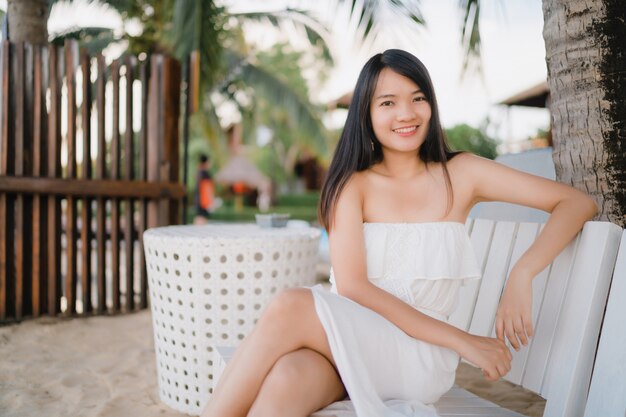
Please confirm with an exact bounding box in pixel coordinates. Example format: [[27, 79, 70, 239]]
[[448, 219, 622, 417], [583, 230, 626, 417]]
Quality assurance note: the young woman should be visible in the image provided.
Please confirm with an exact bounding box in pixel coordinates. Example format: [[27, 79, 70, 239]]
[[201, 49, 597, 417]]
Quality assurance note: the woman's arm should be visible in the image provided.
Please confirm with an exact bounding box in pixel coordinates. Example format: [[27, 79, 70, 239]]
[[329, 174, 512, 380], [462, 153, 598, 350]]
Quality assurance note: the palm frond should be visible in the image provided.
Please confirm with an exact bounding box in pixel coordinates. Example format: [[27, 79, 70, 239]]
[[168, 0, 225, 89], [230, 8, 333, 66], [219, 53, 328, 157], [337, 0, 481, 76], [50, 26, 117, 54], [339, 0, 425, 43], [459, 0, 482, 74], [48, 0, 135, 14]]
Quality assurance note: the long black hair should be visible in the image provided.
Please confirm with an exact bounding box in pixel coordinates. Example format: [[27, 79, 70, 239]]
[[318, 49, 463, 230]]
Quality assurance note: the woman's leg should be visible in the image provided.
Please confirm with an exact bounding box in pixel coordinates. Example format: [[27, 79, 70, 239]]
[[248, 348, 346, 417], [200, 288, 340, 417]]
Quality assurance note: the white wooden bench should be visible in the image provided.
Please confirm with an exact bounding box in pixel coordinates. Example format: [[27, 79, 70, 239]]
[[213, 219, 623, 417]]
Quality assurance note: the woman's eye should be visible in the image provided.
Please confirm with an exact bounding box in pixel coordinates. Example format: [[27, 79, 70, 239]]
[[413, 96, 427, 102], [380, 101, 393, 107]]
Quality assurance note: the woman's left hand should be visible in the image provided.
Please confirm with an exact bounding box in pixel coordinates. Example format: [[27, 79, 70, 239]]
[[495, 270, 534, 351]]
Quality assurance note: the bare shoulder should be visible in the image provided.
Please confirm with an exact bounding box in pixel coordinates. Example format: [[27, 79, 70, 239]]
[[449, 151, 596, 213], [447, 151, 490, 172], [340, 170, 367, 199], [446, 151, 516, 188], [332, 171, 366, 227]]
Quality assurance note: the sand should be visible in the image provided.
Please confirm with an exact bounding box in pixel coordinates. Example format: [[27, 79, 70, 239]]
[[0, 310, 544, 417]]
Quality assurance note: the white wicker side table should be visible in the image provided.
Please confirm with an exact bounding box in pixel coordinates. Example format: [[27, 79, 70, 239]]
[[143, 224, 321, 415]]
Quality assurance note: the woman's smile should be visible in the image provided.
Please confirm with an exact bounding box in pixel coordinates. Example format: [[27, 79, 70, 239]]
[[393, 125, 419, 136]]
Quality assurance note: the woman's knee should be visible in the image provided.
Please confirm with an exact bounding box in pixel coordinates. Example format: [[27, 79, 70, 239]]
[[261, 288, 313, 323], [250, 350, 345, 416], [246, 352, 312, 417], [253, 288, 328, 354], [263, 351, 310, 393]]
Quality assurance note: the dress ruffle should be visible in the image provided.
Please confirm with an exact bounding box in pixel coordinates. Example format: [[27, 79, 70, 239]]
[[329, 222, 482, 316]]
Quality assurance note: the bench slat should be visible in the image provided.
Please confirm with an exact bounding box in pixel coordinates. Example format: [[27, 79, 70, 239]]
[[449, 219, 495, 332], [521, 232, 579, 393], [438, 411, 524, 417], [435, 387, 526, 417], [583, 231, 626, 417], [437, 397, 501, 407], [442, 386, 483, 398], [437, 407, 524, 416], [469, 222, 517, 337]]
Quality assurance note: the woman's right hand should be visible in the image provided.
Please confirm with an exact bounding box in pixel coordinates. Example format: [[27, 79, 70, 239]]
[[456, 333, 513, 381]]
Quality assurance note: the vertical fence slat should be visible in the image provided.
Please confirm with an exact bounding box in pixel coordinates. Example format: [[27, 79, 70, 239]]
[[138, 60, 149, 309], [162, 57, 181, 225], [80, 48, 93, 314], [110, 59, 121, 311], [0, 41, 13, 321], [14, 42, 25, 321], [31, 45, 41, 316], [64, 40, 78, 315], [40, 46, 50, 315], [124, 57, 135, 310], [147, 55, 161, 230], [95, 54, 106, 313], [47, 44, 62, 316], [22, 43, 35, 318], [31, 45, 48, 317]]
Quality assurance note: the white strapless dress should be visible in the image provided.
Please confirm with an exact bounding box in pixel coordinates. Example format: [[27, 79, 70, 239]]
[[310, 222, 482, 417]]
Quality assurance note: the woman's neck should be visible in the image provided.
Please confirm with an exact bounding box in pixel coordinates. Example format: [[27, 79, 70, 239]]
[[372, 152, 428, 179]]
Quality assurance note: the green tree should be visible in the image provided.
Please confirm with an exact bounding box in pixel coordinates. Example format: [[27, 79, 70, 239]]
[[445, 124, 498, 159]]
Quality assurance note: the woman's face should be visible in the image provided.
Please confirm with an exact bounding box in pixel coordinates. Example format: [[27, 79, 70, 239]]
[[369, 68, 432, 155]]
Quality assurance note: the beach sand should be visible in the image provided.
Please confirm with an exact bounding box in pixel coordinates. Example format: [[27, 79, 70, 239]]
[[0, 310, 544, 417]]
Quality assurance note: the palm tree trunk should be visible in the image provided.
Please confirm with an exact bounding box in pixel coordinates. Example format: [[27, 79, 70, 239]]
[[7, 0, 49, 44], [543, 0, 625, 226]]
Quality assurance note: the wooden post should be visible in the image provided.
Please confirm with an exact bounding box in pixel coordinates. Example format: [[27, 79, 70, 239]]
[[147, 55, 161, 230], [147, 55, 181, 228], [162, 56, 181, 225]]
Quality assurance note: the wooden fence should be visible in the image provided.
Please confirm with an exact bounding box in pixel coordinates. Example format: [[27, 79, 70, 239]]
[[0, 40, 186, 322]]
